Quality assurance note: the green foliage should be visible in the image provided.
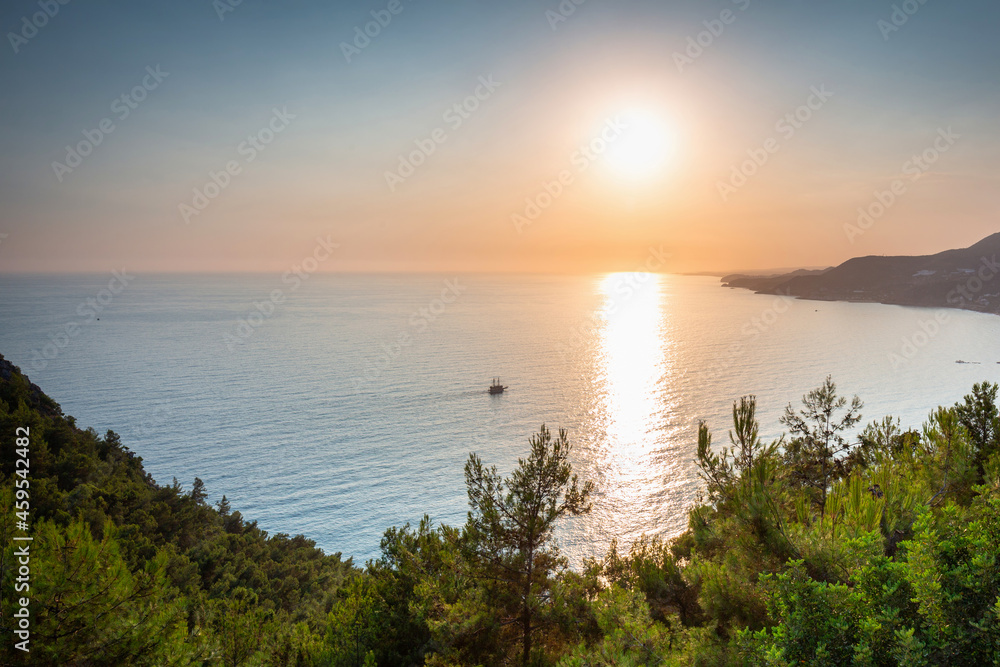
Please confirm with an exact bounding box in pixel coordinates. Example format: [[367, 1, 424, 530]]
[[453, 424, 594, 665], [922, 407, 978, 505], [691, 380, 1000, 667], [690, 396, 796, 632], [899, 495, 1000, 665], [954, 382, 1000, 482], [0, 355, 349, 665], [556, 586, 680, 667], [697, 396, 780, 507], [847, 416, 920, 473], [322, 517, 459, 666], [0, 511, 195, 665], [603, 535, 702, 627], [780, 376, 864, 512]]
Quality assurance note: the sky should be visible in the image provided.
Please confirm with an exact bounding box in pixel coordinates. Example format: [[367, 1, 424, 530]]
[[0, 0, 998, 274]]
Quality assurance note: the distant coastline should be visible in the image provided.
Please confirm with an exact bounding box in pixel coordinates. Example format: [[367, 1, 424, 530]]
[[721, 232, 1000, 316]]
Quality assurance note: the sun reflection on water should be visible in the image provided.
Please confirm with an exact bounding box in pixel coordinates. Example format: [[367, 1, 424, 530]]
[[564, 272, 694, 563], [597, 272, 667, 477]]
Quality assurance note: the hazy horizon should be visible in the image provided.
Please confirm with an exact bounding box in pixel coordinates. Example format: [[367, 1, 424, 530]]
[[1, 0, 998, 275]]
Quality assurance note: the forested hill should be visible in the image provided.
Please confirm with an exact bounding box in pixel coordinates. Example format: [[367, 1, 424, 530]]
[[723, 232, 1000, 313], [0, 353, 354, 665]]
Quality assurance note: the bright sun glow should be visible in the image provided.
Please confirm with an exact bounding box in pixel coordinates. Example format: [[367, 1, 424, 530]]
[[604, 109, 673, 179]]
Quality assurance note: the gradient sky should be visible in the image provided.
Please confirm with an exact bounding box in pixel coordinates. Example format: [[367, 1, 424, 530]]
[[1, 0, 998, 274]]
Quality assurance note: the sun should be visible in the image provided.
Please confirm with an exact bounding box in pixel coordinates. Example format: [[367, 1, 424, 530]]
[[604, 109, 673, 180]]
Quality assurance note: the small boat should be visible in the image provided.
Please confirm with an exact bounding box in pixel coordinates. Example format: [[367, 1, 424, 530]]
[[488, 377, 507, 395]]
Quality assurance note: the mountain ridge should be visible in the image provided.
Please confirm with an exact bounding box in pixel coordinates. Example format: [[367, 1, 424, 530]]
[[723, 232, 1000, 313]]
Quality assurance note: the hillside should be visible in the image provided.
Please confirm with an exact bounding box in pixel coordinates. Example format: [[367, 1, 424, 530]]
[[723, 232, 1000, 313], [0, 353, 353, 665]]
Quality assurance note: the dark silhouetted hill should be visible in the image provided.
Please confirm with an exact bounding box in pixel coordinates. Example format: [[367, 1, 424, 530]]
[[723, 232, 1000, 313]]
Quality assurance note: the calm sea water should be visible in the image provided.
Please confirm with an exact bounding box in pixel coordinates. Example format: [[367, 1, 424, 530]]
[[2, 273, 999, 564]]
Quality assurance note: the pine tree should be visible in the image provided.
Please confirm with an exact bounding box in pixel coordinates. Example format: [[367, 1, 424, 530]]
[[780, 376, 863, 515], [462, 424, 594, 665], [23, 519, 193, 666]]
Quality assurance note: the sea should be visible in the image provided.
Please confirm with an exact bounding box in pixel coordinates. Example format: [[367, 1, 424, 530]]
[[2, 273, 999, 566]]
